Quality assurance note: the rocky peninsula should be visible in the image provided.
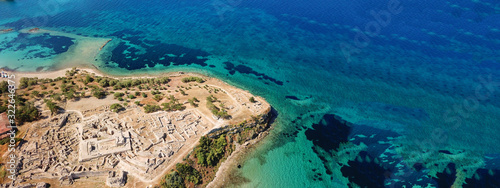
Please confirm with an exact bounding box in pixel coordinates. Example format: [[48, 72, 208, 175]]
[[0, 68, 273, 188]]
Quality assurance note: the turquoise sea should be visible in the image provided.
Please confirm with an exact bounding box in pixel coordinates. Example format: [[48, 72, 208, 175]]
[[1, 0, 500, 187]]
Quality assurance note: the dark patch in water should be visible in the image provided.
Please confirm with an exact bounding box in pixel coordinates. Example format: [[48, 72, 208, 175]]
[[209, 65, 216, 68], [464, 168, 500, 188], [305, 114, 351, 152], [285, 95, 300, 100], [413, 163, 423, 171], [432, 163, 456, 188], [0, 33, 74, 59], [305, 114, 441, 187], [438, 150, 452, 155], [305, 114, 351, 175], [107, 30, 210, 70], [223, 61, 284, 85], [340, 151, 389, 188]]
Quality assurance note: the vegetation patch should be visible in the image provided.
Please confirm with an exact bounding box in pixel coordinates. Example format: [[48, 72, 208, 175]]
[[181, 76, 204, 83]]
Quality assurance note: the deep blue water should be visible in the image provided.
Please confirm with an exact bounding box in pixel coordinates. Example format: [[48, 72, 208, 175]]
[[1, 0, 500, 187]]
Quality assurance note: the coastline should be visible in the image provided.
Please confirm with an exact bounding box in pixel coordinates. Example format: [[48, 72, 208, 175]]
[[9, 66, 274, 187], [207, 128, 271, 188], [12, 67, 218, 88]]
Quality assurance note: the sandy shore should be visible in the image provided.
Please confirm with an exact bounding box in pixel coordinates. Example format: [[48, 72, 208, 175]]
[[11, 68, 103, 87], [12, 67, 212, 87]]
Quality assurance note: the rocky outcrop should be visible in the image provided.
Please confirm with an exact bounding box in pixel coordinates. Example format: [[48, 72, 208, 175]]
[[28, 28, 39, 32], [207, 106, 273, 139], [0, 28, 13, 33]]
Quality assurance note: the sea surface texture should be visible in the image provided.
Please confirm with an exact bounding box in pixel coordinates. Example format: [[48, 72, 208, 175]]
[[1, 0, 500, 187]]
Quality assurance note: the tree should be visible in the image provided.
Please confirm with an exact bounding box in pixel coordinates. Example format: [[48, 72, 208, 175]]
[[60, 83, 68, 92], [144, 104, 161, 113], [99, 79, 109, 87], [110, 103, 124, 113], [180, 90, 187, 96], [64, 90, 76, 100], [161, 95, 185, 111], [175, 163, 201, 184], [84, 75, 93, 84], [91, 87, 106, 99], [16, 102, 40, 123], [114, 92, 124, 99], [195, 135, 227, 167], [162, 171, 185, 188], [52, 93, 62, 101], [19, 77, 37, 89], [45, 100, 59, 115], [109, 79, 119, 86], [153, 94, 163, 102], [31, 90, 40, 98], [249, 97, 256, 103], [0, 81, 8, 94], [187, 99, 198, 107], [181, 77, 204, 83]]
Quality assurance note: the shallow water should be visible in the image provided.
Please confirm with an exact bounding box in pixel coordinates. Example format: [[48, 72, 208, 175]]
[[1, 0, 500, 187]]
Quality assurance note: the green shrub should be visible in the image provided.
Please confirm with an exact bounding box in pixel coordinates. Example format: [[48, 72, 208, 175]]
[[64, 90, 76, 100], [45, 100, 59, 115], [16, 102, 40, 123], [153, 94, 163, 102], [52, 94, 62, 101], [99, 79, 109, 87], [19, 77, 38, 89], [0, 137, 22, 145], [249, 97, 256, 103], [187, 99, 197, 107], [175, 163, 201, 184], [161, 171, 184, 188], [110, 103, 124, 113], [113, 92, 124, 99], [205, 95, 230, 119], [82, 75, 92, 84], [31, 91, 40, 98], [144, 104, 161, 113], [91, 88, 106, 99], [181, 76, 204, 83], [195, 135, 227, 167]]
